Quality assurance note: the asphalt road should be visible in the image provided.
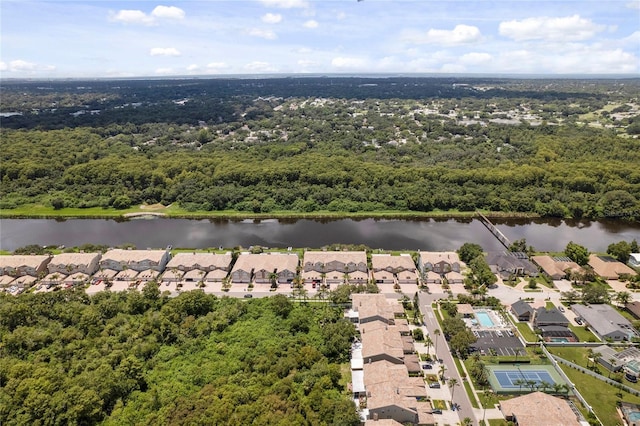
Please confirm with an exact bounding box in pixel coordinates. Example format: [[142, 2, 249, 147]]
[[419, 292, 478, 426]]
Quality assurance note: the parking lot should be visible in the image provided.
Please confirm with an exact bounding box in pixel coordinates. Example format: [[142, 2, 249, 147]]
[[471, 330, 525, 356]]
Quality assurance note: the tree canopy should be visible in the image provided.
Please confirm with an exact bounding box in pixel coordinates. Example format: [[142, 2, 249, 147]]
[[0, 288, 359, 425]]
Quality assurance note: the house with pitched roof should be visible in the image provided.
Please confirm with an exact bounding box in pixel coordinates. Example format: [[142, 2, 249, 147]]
[[0, 255, 51, 277], [571, 304, 638, 341], [165, 252, 232, 273], [419, 252, 462, 276], [371, 254, 418, 285], [100, 248, 170, 272], [302, 251, 367, 286], [499, 392, 582, 426], [511, 300, 534, 322], [48, 252, 101, 275], [531, 255, 583, 280], [231, 253, 299, 284], [486, 251, 537, 278], [588, 254, 636, 280]]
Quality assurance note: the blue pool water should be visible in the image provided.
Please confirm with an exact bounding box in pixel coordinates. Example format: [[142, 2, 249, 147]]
[[629, 412, 640, 421], [476, 311, 495, 327]]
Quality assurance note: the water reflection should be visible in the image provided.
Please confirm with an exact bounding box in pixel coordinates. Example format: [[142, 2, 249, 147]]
[[0, 217, 638, 252]]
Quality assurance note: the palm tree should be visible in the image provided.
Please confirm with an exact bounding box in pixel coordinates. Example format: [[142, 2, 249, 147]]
[[586, 348, 594, 369], [514, 378, 525, 391], [424, 335, 434, 357], [461, 417, 472, 426], [615, 291, 631, 308], [439, 364, 447, 381], [552, 383, 563, 395], [269, 272, 278, 289], [540, 381, 551, 393], [526, 380, 536, 391], [608, 358, 617, 378], [448, 378, 459, 405]]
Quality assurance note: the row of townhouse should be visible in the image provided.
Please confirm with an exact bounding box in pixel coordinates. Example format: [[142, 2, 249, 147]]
[[1, 250, 474, 291], [350, 294, 434, 426]]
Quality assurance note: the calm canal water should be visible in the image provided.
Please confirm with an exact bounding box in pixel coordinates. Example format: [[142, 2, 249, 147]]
[[1, 217, 639, 252]]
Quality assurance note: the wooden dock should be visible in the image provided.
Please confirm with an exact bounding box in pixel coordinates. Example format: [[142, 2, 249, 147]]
[[476, 211, 511, 249]]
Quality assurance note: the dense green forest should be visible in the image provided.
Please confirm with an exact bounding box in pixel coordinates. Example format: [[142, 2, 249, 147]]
[[1, 77, 639, 219], [0, 288, 359, 425]]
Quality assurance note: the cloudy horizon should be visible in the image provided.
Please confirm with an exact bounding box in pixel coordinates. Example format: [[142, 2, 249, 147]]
[[1, 0, 639, 78]]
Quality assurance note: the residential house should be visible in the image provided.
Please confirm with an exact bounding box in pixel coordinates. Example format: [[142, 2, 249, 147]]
[[371, 254, 418, 285], [499, 392, 581, 426], [592, 345, 624, 372], [48, 252, 101, 276], [627, 301, 640, 319], [485, 252, 537, 278], [92, 268, 118, 283], [571, 304, 638, 341], [41, 272, 66, 287], [231, 253, 299, 285], [630, 253, 640, 268], [458, 303, 475, 318], [64, 272, 89, 286], [588, 254, 637, 280], [165, 252, 232, 273], [445, 271, 464, 284], [532, 307, 569, 328], [531, 255, 583, 280], [183, 269, 207, 282], [0, 275, 16, 287], [419, 252, 462, 276], [99, 248, 170, 272], [137, 269, 159, 282], [205, 269, 228, 282], [511, 300, 534, 322], [0, 255, 51, 277], [352, 294, 404, 325], [115, 269, 138, 281], [161, 269, 184, 283], [302, 251, 367, 286], [423, 271, 442, 285]]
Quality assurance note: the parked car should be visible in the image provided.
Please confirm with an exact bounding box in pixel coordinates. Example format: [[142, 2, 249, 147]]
[[431, 409, 442, 414], [244, 294, 253, 298], [575, 318, 583, 325], [559, 306, 565, 312], [429, 383, 441, 388], [423, 364, 433, 370]]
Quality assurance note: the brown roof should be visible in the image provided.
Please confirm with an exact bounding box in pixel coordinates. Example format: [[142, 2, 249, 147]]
[[303, 250, 367, 266], [532, 255, 583, 278], [102, 249, 167, 263], [231, 253, 299, 275], [364, 420, 404, 426], [458, 303, 475, 316], [364, 361, 427, 411], [353, 294, 403, 322], [588, 254, 636, 279], [499, 392, 580, 426], [360, 321, 405, 360], [0, 255, 51, 269], [50, 252, 101, 267], [420, 251, 462, 265], [371, 254, 417, 271], [627, 301, 640, 319], [166, 252, 232, 270]]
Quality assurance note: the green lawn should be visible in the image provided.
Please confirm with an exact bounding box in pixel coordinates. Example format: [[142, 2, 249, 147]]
[[569, 324, 598, 342], [514, 322, 538, 342], [432, 399, 448, 409], [556, 361, 640, 426]]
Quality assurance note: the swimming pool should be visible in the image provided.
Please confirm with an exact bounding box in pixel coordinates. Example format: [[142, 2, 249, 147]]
[[476, 311, 495, 328], [550, 337, 569, 342]]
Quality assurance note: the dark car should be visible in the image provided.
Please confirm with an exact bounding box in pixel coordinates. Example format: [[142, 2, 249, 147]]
[[575, 318, 583, 325], [431, 409, 442, 415], [429, 383, 441, 389], [423, 364, 433, 370], [244, 294, 253, 298]]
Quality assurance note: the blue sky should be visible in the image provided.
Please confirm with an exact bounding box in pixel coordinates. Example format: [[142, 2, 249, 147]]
[[1, 0, 639, 78]]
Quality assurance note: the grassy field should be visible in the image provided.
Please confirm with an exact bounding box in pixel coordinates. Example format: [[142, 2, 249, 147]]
[[569, 324, 598, 342], [0, 204, 540, 220], [556, 361, 640, 426], [514, 322, 538, 342]]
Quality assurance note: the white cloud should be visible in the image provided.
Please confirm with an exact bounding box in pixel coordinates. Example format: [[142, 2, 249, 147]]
[[150, 47, 181, 56], [460, 52, 492, 65], [331, 56, 366, 68], [303, 20, 319, 29], [259, 0, 309, 9], [111, 9, 155, 25], [336, 12, 346, 20], [151, 5, 185, 20], [626, 1, 640, 9], [9, 59, 37, 71], [244, 61, 277, 72], [186, 64, 200, 71], [248, 28, 277, 39], [622, 30, 640, 46], [155, 67, 174, 75], [207, 62, 229, 70], [404, 24, 482, 46], [499, 15, 605, 42], [297, 47, 312, 54], [262, 13, 282, 24], [0, 61, 7, 71]]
